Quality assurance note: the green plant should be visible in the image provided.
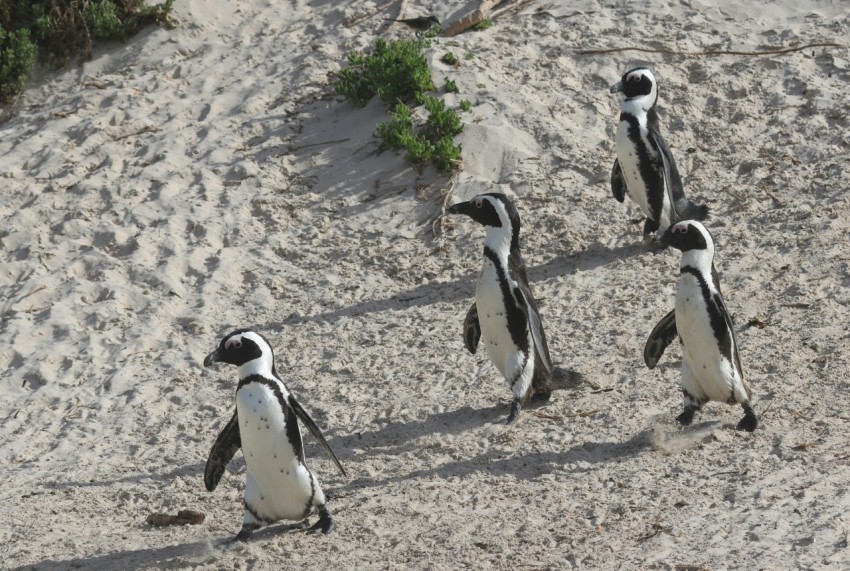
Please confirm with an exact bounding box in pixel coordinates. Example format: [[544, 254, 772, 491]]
[[444, 78, 458, 93], [0, 27, 37, 103], [440, 51, 458, 66], [338, 35, 464, 174], [430, 136, 462, 173], [470, 19, 492, 31], [419, 95, 463, 143], [465, 51, 475, 60], [335, 36, 435, 107], [0, 0, 174, 105], [375, 103, 415, 152], [459, 100, 472, 112]]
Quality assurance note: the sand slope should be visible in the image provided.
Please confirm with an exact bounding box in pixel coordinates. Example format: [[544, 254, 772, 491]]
[[2, 0, 849, 568]]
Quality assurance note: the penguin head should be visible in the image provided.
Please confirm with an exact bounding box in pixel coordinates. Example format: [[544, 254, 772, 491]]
[[610, 67, 658, 109], [447, 193, 521, 253], [447, 193, 519, 230], [660, 220, 716, 268], [204, 329, 276, 377]]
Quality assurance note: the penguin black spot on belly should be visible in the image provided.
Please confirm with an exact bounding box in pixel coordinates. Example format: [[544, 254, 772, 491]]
[[266, 424, 270, 429]]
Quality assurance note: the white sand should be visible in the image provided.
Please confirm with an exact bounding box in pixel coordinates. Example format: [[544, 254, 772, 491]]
[[2, 0, 849, 568]]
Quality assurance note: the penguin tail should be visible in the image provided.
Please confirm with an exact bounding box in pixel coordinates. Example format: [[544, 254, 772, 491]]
[[680, 199, 709, 222], [549, 366, 583, 391]]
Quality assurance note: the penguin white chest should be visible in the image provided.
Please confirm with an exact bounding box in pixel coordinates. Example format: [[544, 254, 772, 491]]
[[675, 275, 736, 402], [616, 120, 653, 214], [475, 261, 528, 382], [236, 382, 314, 521]]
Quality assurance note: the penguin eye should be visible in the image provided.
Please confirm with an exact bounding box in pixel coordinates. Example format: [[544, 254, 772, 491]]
[[225, 339, 242, 350], [629, 75, 640, 82], [473, 198, 483, 208], [673, 225, 688, 234]]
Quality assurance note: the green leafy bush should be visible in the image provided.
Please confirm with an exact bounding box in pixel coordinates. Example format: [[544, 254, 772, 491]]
[[459, 100, 472, 112], [0, 0, 174, 105], [0, 28, 37, 103], [375, 95, 463, 174], [471, 19, 492, 31], [443, 78, 458, 93], [335, 36, 434, 107], [440, 51, 458, 66], [338, 35, 464, 174]]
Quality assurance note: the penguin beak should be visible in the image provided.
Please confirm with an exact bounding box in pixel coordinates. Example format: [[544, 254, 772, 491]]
[[609, 80, 623, 94], [657, 227, 675, 248], [447, 201, 471, 216], [203, 349, 221, 367]]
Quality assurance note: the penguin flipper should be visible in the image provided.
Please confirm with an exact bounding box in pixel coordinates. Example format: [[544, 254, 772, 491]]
[[463, 303, 481, 354], [204, 409, 241, 492], [647, 129, 684, 218], [611, 158, 626, 203], [710, 290, 744, 379], [644, 309, 677, 369], [287, 395, 347, 477], [513, 284, 553, 377]]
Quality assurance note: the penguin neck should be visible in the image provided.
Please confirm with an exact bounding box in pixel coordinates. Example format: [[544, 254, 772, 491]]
[[483, 224, 518, 263], [237, 356, 276, 381], [620, 96, 654, 119], [680, 248, 715, 279]]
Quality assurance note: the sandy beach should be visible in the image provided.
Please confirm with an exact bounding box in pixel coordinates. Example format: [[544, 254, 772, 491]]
[[2, 0, 849, 568]]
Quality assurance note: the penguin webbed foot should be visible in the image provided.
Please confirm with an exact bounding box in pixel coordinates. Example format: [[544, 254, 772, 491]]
[[736, 405, 758, 432], [505, 400, 521, 425], [306, 506, 334, 535], [675, 407, 696, 427], [234, 523, 259, 542]]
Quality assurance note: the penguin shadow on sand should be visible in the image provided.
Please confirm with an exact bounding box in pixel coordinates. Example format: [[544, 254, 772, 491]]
[[337, 427, 655, 491], [270, 240, 646, 327], [10, 541, 219, 571]]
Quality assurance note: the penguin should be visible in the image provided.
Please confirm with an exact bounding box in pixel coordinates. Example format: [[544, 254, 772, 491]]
[[643, 220, 757, 431], [448, 193, 581, 424], [203, 329, 346, 540], [610, 67, 708, 242]]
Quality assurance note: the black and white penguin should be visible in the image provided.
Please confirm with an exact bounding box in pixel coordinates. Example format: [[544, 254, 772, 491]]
[[448, 193, 581, 424], [610, 67, 708, 242], [644, 221, 757, 431], [203, 329, 346, 540]]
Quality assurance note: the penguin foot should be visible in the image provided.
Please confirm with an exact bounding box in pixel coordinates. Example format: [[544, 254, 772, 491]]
[[306, 506, 334, 535], [235, 523, 259, 542], [529, 391, 551, 405], [505, 400, 521, 425], [736, 405, 758, 432], [675, 407, 696, 427]]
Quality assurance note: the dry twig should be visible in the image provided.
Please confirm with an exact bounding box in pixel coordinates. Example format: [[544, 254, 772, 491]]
[[578, 41, 847, 57]]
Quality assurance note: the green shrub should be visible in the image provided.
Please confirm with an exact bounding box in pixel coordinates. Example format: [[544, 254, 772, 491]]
[[440, 51, 458, 66], [339, 35, 464, 174], [375, 103, 415, 152], [335, 36, 434, 107], [0, 27, 37, 103], [459, 99, 471, 112], [470, 19, 492, 31], [375, 95, 463, 174], [430, 136, 462, 173], [0, 0, 174, 104], [443, 78, 458, 93], [419, 95, 463, 143]]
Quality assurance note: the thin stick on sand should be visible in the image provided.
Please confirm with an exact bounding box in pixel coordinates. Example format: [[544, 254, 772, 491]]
[[578, 41, 847, 57]]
